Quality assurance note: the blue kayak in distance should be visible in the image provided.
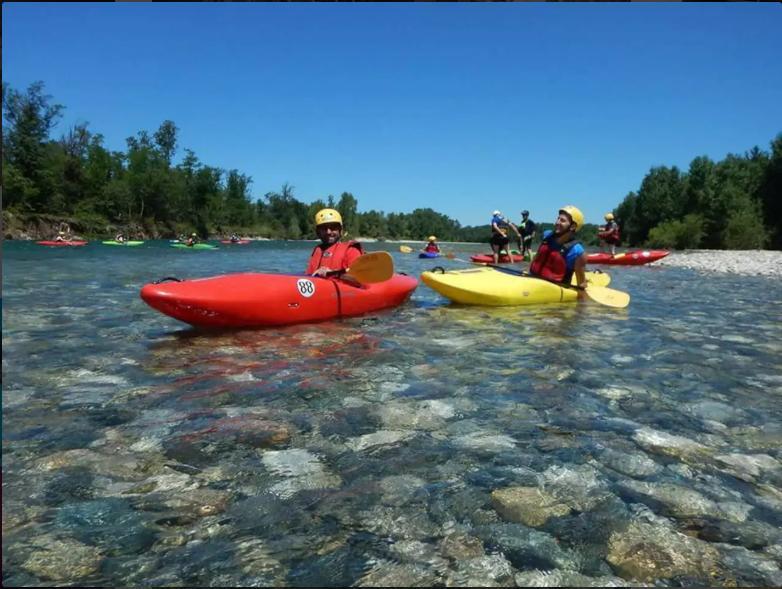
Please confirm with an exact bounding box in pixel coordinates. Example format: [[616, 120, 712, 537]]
[[419, 252, 440, 259]]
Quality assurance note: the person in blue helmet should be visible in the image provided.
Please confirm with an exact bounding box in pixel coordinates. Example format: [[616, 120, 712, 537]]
[[490, 210, 521, 265]]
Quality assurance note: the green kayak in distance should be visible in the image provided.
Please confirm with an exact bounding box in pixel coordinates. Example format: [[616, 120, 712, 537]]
[[102, 240, 145, 246], [170, 243, 218, 250]]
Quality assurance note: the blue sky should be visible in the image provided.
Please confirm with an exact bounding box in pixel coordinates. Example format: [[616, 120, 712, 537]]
[[3, 3, 781, 227]]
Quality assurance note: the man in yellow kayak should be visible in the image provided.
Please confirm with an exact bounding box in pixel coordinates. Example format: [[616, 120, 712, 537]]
[[306, 208, 364, 277], [529, 205, 589, 299]]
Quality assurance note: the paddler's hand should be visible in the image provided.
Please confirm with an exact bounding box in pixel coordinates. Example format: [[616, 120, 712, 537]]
[[311, 267, 331, 277]]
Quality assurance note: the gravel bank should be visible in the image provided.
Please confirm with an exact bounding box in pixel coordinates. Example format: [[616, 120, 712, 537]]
[[650, 250, 782, 277]]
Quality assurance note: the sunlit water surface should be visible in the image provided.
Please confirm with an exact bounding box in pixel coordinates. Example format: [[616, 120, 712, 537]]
[[3, 240, 782, 587]]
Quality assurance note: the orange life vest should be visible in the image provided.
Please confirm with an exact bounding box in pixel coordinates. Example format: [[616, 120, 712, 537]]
[[306, 241, 363, 275]]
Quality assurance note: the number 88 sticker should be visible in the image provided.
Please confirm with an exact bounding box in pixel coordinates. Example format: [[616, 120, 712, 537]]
[[296, 279, 316, 298]]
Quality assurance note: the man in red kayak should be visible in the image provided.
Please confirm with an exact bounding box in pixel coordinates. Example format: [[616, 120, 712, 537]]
[[598, 213, 621, 256], [529, 205, 589, 299], [306, 208, 364, 277]]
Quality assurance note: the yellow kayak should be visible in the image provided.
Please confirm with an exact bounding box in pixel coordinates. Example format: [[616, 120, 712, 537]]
[[421, 267, 611, 306]]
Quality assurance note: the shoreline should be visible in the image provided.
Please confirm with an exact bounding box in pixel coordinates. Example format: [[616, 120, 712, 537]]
[[649, 249, 782, 277]]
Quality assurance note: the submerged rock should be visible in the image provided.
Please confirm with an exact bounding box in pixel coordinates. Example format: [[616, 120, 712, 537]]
[[443, 553, 515, 587], [451, 432, 517, 452], [357, 560, 439, 587], [597, 447, 662, 478], [345, 430, 415, 452], [607, 520, 719, 582], [514, 569, 637, 587], [379, 475, 428, 506], [714, 452, 781, 482], [715, 543, 782, 587], [491, 486, 571, 527], [618, 480, 751, 523], [539, 463, 614, 512], [474, 522, 580, 572], [21, 536, 103, 581], [375, 401, 448, 431], [261, 448, 342, 498], [632, 427, 712, 462], [440, 532, 485, 561]]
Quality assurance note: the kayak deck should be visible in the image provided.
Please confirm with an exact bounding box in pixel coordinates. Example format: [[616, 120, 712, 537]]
[[140, 272, 418, 328], [421, 267, 610, 306]]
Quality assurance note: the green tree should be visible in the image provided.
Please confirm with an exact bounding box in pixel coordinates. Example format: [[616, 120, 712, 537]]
[[223, 169, 254, 226], [633, 166, 685, 245], [759, 134, 782, 249], [153, 120, 178, 167], [2, 81, 64, 211], [646, 214, 705, 249], [337, 192, 358, 237], [720, 188, 767, 249]]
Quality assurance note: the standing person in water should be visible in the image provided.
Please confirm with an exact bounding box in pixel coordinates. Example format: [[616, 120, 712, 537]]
[[598, 213, 621, 256], [490, 210, 521, 265], [306, 208, 364, 277], [529, 205, 589, 300], [517, 210, 537, 260]]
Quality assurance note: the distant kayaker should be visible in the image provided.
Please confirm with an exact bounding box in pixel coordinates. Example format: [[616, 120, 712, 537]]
[[306, 208, 364, 277], [598, 213, 621, 256], [115, 232, 126, 243], [490, 210, 521, 265], [54, 230, 71, 243], [517, 210, 537, 259], [423, 236, 441, 254], [186, 232, 199, 247], [230, 233, 240, 243], [529, 205, 589, 299]]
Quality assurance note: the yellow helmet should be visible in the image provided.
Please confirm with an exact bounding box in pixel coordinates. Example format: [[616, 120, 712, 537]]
[[559, 206, 584, 232], [605, 213, 614, 221], [314, 208, 343, 226], [427, 235, 437, 242]]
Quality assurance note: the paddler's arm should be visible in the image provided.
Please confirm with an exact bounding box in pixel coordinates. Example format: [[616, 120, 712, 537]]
[[574, 254, 588, 301]]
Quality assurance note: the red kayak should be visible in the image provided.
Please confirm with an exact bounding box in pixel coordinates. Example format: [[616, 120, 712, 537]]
[[470, 253, 525, 264], [220, 240, 250, 245], [140, 273, 418, 328], [37, 240, 88, 247], [587, 250, 670, 266]]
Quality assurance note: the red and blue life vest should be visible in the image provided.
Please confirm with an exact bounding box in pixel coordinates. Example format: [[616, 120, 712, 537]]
[[529, 231, 581, 283]]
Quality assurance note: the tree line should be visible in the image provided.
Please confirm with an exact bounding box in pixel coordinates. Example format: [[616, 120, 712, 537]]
[[2, 81, 488, 241], [612, 135, 782, 250], [4, 82, 780, 248]]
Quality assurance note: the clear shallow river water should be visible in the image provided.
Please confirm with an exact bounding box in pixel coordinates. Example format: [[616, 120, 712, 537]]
[[3, 240, 782, 587]]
